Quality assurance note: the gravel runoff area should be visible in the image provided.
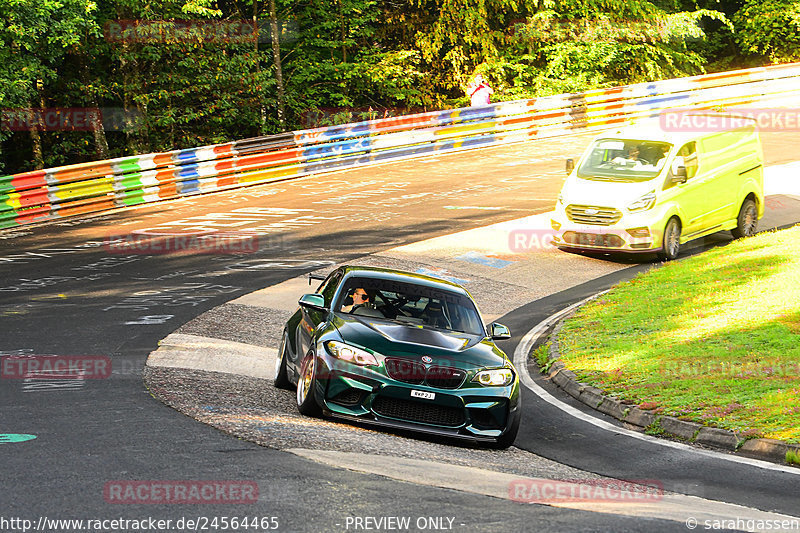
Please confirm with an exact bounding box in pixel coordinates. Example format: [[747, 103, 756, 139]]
[[144, 363, 604, 483]]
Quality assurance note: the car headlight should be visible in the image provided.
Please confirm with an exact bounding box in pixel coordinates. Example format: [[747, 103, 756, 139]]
[[325, 341, 378, 366], [627, 190, 656, 213], [472, 368, 514, 387]]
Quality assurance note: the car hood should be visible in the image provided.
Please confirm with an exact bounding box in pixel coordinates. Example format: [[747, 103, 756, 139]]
[[332, 314, 508, 370], [563, 176, 656, 208]]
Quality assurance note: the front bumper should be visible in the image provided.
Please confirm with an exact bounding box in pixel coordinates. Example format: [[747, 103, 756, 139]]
[[550, 209, 666, 253], [314, 354, 520, 442]]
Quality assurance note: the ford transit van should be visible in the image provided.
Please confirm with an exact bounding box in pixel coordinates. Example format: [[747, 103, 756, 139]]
[[550, 115, 764, 260]]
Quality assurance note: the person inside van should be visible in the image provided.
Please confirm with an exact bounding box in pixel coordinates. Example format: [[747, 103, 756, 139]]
[[612, 146, 644, 166]]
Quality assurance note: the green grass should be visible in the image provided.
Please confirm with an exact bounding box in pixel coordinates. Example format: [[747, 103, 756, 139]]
[[787, 449, 800, 466], [557, 225, 800, 443], [532, 344, 551, 371]]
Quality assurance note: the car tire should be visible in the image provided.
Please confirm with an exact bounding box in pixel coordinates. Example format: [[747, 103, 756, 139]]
[[657, 217, 681, 261], [731, 198, 758, 239], [273, 331, 292, 390], [296, 352, 322, 417]]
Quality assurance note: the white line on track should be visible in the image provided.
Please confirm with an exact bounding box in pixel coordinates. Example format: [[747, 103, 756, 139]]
[[513, 294, 800, 476]]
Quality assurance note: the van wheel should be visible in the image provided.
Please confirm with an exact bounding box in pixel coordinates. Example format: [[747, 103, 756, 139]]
[[731, 198, 758, 239], [658, 218, 681, 261]]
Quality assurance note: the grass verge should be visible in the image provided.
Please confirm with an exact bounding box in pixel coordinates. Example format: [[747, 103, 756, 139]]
[[557, 225, 800, 443]]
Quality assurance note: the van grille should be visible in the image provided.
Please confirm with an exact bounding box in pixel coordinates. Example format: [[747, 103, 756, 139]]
[[563, 232, 624, 248], [566, 205, 622, 226]]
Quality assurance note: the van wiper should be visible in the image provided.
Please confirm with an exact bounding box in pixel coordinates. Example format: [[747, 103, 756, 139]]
[[581, 175, 626, 182]]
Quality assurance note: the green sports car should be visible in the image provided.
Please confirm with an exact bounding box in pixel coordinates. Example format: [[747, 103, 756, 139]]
[[274, 265, 521, 448]]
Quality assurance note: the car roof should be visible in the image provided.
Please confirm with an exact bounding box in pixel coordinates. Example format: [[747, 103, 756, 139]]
[[337, 265, 470, 295]]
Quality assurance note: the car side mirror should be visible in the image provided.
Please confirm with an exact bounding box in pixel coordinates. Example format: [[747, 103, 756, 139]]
[[298, 293, 326, 311], [489, 323, 511, 340], [565, 158, 575, 175]]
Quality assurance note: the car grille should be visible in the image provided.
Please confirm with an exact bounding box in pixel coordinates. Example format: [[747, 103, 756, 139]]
[[385, 358, 466, 389], [566, 205, 622, 226], [372, 396, 465, 427], [425, 366, 467, 389], [385, 358, 425, 384]]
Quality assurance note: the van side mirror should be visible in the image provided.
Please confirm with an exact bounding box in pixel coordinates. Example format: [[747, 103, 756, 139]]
[[670, 156, 687, 184], [671, 166, 687, 184], [565, 158, 575, 175]]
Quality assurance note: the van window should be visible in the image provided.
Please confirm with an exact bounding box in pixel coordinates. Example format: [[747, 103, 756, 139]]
[[678, 142, 698, 179], [577, 139, 672, 182]]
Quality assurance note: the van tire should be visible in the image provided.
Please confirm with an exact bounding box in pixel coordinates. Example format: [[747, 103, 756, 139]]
[[658, 218, 681, 261], [731, 198, 758, 239]]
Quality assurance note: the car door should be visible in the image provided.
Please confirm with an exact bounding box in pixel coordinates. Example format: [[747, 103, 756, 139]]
[[297, 269, 342, 359]]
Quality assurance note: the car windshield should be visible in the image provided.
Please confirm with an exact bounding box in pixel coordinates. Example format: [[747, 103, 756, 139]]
[[577, 139, 672, 182], [336, 276, 485, 336]]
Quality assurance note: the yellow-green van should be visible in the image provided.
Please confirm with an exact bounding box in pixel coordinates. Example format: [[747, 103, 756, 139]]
[[550, 115, 764, 260]]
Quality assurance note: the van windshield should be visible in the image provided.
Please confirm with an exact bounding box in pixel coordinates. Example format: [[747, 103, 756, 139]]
[[577, 139, 672, 182]]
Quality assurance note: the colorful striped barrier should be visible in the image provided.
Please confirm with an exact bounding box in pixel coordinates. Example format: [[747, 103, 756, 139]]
[[3, 62, 800, 229]]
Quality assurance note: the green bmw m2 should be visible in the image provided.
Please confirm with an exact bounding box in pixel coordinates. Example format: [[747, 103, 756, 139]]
[[274, 265, 521, 448]]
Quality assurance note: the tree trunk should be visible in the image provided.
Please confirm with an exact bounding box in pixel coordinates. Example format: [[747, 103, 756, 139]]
[[79, 55, 109, 159], [28, 107, 45, 170], [268, 0, 286, 129], [29, 82, 46, 169], [118, 26, 148, 155]]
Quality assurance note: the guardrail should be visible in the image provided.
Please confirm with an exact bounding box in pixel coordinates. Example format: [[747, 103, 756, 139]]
[[3, 62, 800, 229]]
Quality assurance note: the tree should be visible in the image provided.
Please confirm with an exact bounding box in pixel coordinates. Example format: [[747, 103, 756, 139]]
[[734, 0, 800, 62], [0, 0, 102, 169]]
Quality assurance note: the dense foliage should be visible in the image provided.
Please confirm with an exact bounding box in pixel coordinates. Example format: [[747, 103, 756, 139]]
[[0, 0, 788, 172]]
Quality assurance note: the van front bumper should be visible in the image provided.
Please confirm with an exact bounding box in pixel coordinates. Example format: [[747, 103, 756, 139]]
[[550, 217, 665, 253]]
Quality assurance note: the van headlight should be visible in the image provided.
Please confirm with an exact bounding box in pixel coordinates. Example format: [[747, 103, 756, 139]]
[[627, 191, 656, 213]]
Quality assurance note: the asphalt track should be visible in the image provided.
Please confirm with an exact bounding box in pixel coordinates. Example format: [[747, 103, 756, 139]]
[[1, 131, 799, 532]]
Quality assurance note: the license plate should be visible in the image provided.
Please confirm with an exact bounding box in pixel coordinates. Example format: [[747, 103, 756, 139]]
[[577, 233, 603, 246], [411, 390, 435, 400]]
